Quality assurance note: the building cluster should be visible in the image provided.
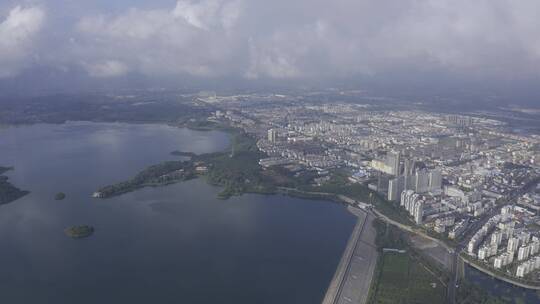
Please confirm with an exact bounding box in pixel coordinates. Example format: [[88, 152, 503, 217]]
[[466, 205, 540, 279], [202, 92, 540, 281]]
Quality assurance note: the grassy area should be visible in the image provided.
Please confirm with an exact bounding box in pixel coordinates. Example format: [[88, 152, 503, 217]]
[[408, 259, 447, 302], [377, 254, 442, 303], [203, 131, 274, 198], [201, 130, 299, 199], [374, 253, 410, 303], [368, 219, 447, 304], [370, 252, 447, 304]]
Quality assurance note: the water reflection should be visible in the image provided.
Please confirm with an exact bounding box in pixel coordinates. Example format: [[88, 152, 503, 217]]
[[0, 122, 355, 304], [465, 264, 540, 303]]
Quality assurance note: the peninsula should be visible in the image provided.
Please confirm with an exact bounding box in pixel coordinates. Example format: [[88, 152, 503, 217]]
[[93, 160, 197, 198], [0, 167, 29, 205], [0, 166, 12, 175], [94, 130, 296, 199]]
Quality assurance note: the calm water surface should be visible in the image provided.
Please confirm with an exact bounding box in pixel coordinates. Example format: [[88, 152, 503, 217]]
[[465, 265, 540, 303], [0, 122, 356, 304]]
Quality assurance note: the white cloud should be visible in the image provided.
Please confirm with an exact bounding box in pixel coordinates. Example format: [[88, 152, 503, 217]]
[[171, 0, 242, 31], [4, 0, 540, 84], [74, 0, 243, 78], [245, 35, 303, 79], [0, 6, 45, 78]]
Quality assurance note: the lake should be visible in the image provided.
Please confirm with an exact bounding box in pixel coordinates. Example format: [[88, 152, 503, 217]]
[[0, 122, 356, 304]]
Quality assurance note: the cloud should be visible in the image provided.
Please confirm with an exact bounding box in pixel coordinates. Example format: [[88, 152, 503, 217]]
[[172, 0, 242, 31], [0, 6, 45, 78], [73, 0, 244, 78], [3, 0, 540, 87], [83, 60, 129, 78]]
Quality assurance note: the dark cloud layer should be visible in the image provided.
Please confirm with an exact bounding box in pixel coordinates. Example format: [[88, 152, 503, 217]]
[[1, 0, 540, 95]]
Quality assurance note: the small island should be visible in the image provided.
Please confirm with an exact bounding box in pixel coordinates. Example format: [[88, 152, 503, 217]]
[[64, 225, 94, 239], [55, 192, 66, 200]]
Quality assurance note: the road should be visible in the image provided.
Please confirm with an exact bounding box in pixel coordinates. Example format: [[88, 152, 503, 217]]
[[293, 179, 540, 304], [371, 208, 453, 252], [321, 208, 378, 304]]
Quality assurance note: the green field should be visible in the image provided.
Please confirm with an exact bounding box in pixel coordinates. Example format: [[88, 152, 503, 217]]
[[371, 253, 447, 304]]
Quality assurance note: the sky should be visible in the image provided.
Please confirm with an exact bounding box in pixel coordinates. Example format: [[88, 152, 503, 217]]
[[1, 0, 540, 98]]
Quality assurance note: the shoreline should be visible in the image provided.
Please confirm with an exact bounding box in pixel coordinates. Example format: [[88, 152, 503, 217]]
[[6, 120, 539, 296], [461, 255, 540, 290], [322, 208, 378, 304]]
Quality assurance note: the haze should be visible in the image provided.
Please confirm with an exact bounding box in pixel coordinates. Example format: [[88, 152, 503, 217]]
[[1, 0, 540, 103]]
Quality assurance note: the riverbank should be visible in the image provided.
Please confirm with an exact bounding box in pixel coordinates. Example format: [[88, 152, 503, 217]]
[[461, 255, 540, 290]]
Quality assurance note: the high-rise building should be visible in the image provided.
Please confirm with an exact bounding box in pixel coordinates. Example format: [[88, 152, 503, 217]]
[[404, 174, 414, 191], [468, 239, 479, 255], [267, 129, 278, 143], [401, 190, 413, 207], [413, 200, 424, 225], [446, 115, 473, 127], [518, 245, 531, 261], [507, 237, 519, 253], [491, 231, 502, 246], [428, 169, 442, 191], [414, 169, 430, 193], [478, 246, 489, 260], [531, 240, 540, 255], [403, 159, 415, 176], [494, 252, 514, 269], [388, 176, 405, 202], [400, 190, 424, 225], [386, 151, 401, 176], [516, 264, 527, 277], [371, 151, 400, 176], [494, 257, 504, 269]]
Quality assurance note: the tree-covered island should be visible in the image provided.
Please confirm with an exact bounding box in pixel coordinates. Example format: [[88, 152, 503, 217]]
[[64, 225, 94, 238], [55, 192, 66, 200]]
